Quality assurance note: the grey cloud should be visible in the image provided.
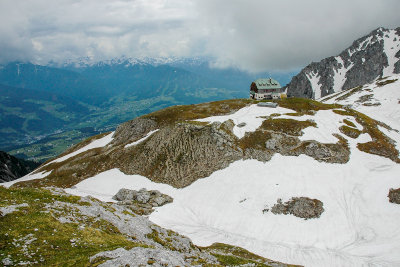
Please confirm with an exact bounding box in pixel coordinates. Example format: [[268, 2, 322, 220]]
[[194, 0, 400, 72], [0, 0, 399, 72]]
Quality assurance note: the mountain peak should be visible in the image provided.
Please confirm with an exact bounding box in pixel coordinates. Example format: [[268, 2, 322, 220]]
[[286, 27, 400, 99]]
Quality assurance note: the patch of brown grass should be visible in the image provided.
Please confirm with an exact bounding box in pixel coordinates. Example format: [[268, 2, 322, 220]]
[[339, 125, 361, 139], [376, 79, 398, 87], [343, 119, 356, 128], [239, 130, 272, 151], [144, 99, 253, 126], [336, 86, 363, 101], [260, 118, 317, 136], [320, 91, 345, 102], [333, 109, 399, 162], [276, 98, 339, 115]]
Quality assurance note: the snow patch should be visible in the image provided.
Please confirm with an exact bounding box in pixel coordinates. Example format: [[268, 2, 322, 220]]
[[296, 110, 346, 143], [1, 171, 52, 188], [382, 30, 400, 77], [348, 36, 373, 57], [196, 104, 295, 139], [125, 130, 159, 148], [50, 132, 114, 164], [306, 71, 323, 99], [332, 56, 354, 93], [65, 169, 177, 202]]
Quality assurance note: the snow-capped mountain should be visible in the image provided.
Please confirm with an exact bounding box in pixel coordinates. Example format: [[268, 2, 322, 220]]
[[55, 56, 208, 69], [286, 27, 400, 99]]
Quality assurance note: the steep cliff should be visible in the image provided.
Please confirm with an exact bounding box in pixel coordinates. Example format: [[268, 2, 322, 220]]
[[286, 27, 400, 99]]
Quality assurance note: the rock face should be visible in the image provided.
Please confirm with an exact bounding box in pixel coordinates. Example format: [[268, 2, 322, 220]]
[[388, 188, 400, 204], [271, 197, 324, 220], [119, 120, 243, 188], [112, 188, 173, 215], [112, 117, 157, 146], [0, 151, 39, 183], [286, 27, 400, 99]]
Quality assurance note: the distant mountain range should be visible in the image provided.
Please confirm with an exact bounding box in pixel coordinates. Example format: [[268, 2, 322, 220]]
[[0, 57, 295, 161], [286, 27, 400, 98]]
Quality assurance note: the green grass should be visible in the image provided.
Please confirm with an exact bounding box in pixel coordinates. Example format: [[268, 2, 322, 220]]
[[146, 230, 177, 251], [0, 187, 144, 266]]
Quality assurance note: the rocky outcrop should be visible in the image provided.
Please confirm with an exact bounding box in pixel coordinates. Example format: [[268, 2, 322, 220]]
[[388, 188, 400, 204], [90, 247, 194, 267], [2, 186, 294, 266], [260, 132, 350, 164], [270, 197, 324, 220], [119, 120, 243, 188], [286, 27, 400, 99], [111, 117, 157, 146], [0, 151, 39, 183], [112, 188, 173, 215]]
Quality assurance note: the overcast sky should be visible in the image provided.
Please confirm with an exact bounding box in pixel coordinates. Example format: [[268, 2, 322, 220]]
[[0, 0, 399, 72]]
